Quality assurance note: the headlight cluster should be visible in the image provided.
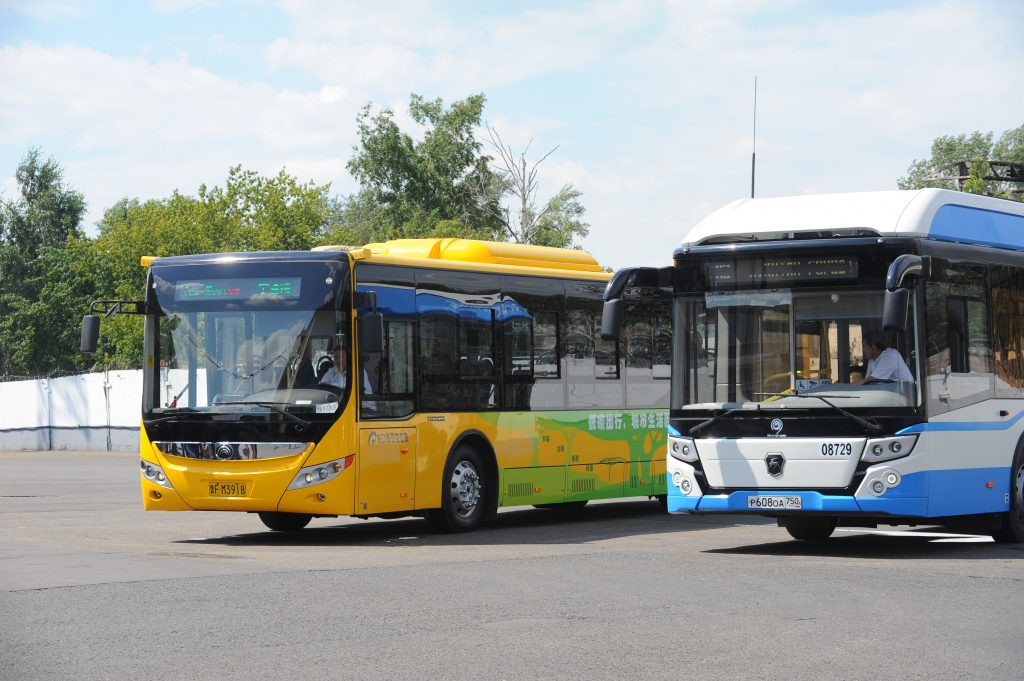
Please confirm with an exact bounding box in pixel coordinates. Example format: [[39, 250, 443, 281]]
[[287, 455, 355, 490], [668, 435, 698, 463], [861, 435, 917, 463], [140, 459, 173, 489]]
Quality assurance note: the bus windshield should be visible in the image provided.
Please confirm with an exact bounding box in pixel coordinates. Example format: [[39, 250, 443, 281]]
[[673, 288, 920, 411], [143, 259, 350, 419]]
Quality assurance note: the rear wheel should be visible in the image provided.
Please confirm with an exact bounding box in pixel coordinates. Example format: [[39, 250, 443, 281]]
[[426, 445, 486, 533], [781, 517, 837, 542], [258, 512, 312, 532], [992, 453, 1024, 543]]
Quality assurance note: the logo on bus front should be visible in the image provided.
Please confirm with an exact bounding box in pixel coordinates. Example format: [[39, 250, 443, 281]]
[[768, 418, 785, 438]]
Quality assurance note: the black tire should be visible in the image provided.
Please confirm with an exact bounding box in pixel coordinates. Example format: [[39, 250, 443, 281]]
[[781, 517, 837, 542], [992, 448, 1024, 543], [426, 445, 487, 533], [654, 495, 668, 511], [258, 512, 312, 532]]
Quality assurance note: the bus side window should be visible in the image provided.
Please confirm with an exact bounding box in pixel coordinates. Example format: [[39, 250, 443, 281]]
[[925, 261, 994, 413], [991, 265, 1024, 396], [362, 319, 415, 419]]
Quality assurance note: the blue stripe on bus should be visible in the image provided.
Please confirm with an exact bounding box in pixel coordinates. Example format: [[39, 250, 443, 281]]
[[929, 204, 1024, 251], [897, 409, 1024, 434], [668, 468, 1010, 518]]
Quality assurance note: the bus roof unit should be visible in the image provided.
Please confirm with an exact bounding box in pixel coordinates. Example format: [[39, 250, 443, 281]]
[[682, 188, 1024, 251], [357, 238, 605, 275]]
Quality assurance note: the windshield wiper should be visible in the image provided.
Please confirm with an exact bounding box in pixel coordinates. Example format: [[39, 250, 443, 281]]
[[754, 389, 883, 434], [689, 408, 746, 435], [791, 393, 883, 434], [146, 408, 211, 425], [230, 402, 312, 429]]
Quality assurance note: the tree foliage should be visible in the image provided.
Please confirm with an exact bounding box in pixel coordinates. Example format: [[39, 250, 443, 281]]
[[91, 166, 337, 368], [898, 124, 1024, 200], [0, 91, 594, 378], [345, 94, 511, 241], [0, 149, 92, 378]]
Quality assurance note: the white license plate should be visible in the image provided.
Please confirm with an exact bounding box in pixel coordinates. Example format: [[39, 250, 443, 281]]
[[747, 495, 802, 510]]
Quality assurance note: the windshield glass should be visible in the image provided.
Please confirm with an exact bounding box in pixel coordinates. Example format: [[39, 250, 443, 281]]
[[672, 288, 920, 410], [143, 258, 350, 419]]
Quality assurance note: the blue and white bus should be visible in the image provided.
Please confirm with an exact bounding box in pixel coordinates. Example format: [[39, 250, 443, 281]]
[[603, 189, 1024, 541]]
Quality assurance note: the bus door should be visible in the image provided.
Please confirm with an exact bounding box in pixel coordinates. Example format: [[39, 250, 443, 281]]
[[357, 426, 417, 514]]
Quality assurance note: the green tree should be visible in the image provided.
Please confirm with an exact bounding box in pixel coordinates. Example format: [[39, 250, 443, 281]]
[[345, 93, 505, 240], [899, 125, 1024, 200], [92, 166, 337, 368], [0, 149, 92, 378]]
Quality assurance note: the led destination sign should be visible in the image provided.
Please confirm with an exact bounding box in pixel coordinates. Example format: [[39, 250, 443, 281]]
[[174, 277, 302, 301], [705, 255, 859, 287]]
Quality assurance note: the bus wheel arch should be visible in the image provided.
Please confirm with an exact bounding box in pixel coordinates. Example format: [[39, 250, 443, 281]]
[[426, 431, 497, 533], [993, 436, 1024, 543]]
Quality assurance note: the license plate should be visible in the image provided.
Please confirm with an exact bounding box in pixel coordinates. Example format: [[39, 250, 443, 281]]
[[747, 495, 802, 510], [207, 480, 252, 497]]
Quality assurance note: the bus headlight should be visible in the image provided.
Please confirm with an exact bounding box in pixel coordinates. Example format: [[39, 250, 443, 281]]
[[862, 435, 917, 463], [288, 456, 354, 490], [669, 435, 698, 463], [140, 459, 174, 489]]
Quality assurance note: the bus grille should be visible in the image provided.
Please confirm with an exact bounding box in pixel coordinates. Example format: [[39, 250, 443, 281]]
[[507, 482, 533, 498], [571, 478, 595, 494]]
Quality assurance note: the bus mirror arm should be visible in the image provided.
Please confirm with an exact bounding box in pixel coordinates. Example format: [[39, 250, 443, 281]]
[[80, 300, 147, 353]]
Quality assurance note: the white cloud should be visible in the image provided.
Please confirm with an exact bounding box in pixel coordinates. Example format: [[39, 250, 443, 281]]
[[0, 42, 368, 231], [1, 0, 1021, 269], [1, 0, 85, 21]]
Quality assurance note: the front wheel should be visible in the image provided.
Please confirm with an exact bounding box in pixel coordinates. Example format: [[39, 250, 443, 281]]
[[992, 456, 1024, 543], [781, 517, 836, 542], [258, 512, 312, 532], [426, 446, 487, 533]]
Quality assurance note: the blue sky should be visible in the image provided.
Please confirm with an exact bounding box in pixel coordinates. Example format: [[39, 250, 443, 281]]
[[1, 0, 1022, 268]]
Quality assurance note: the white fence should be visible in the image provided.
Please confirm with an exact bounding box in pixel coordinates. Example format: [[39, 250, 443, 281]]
[[0, 371, 143, 452]]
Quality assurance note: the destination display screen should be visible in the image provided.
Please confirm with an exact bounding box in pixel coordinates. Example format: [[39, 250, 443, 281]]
[[174, 277, 302, 301], [704, 255, 859, 287]]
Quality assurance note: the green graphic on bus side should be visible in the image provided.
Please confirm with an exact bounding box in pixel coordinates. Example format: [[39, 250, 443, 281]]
[[483, 410, 667, 505]]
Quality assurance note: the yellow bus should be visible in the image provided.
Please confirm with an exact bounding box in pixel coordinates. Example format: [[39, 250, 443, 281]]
[[82, 238, 670, 532]]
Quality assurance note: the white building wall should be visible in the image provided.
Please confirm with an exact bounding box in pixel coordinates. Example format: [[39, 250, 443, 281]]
[[0, 371, 143, 452]]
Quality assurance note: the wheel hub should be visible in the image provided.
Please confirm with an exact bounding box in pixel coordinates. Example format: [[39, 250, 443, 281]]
[[450, 460, 481, 518]]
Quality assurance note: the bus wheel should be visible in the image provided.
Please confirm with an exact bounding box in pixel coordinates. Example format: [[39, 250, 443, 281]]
[[993, 454, 1024, 543], [258, 512, 312, 532], [781, 517, 836, 542], [427, 445, 486, 533]]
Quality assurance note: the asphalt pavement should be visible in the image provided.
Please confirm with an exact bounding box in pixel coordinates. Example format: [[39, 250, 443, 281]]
[[2, 450, 1023, 681]]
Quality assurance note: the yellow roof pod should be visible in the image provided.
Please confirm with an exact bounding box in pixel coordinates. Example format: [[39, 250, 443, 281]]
[[140, 256, 155, 267], [355, 238, 605, 276]]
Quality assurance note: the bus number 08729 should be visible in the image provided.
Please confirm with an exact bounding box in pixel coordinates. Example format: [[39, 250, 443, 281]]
[[820, 442, 852, 457]]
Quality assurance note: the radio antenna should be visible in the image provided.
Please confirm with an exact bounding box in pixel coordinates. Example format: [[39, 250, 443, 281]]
[[751, 76, 758, 198]]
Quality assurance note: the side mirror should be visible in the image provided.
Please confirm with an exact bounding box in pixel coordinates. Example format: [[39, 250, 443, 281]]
[[81, 315, 100, 353], [882, 288, 910, 332], [358, 313, 384, 354], [600, 299, 624, 341]]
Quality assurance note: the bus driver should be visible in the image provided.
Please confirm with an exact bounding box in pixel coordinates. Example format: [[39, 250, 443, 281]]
[[858, 329, 914, 383]]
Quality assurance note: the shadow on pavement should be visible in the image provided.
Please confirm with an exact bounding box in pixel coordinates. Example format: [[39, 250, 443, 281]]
[[706, 528, 1024, 560], [177, 500, 772, 548]]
